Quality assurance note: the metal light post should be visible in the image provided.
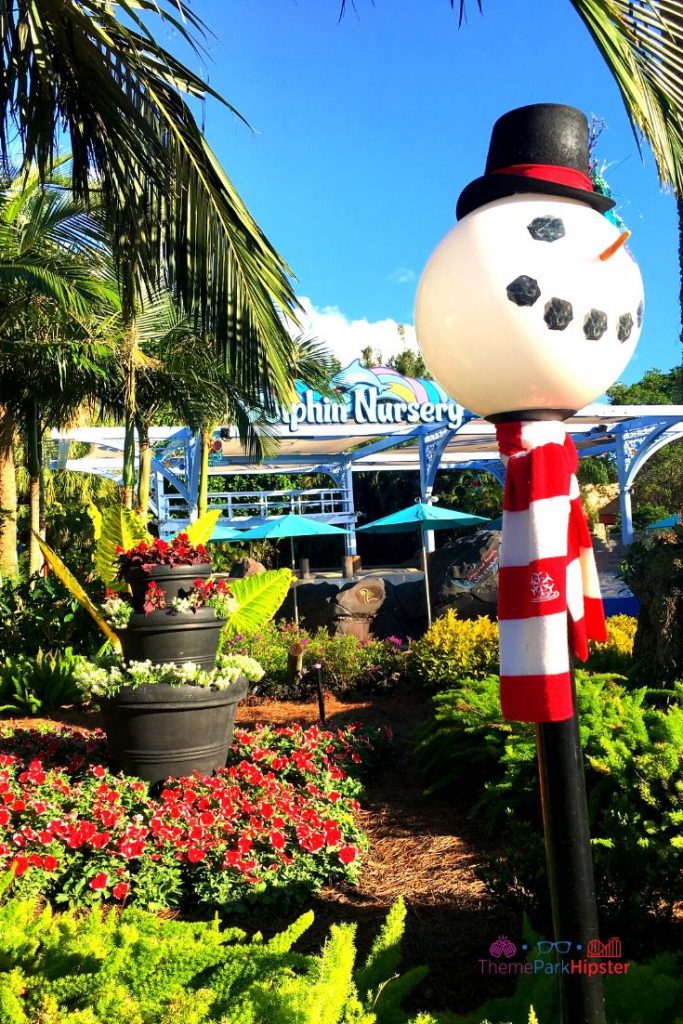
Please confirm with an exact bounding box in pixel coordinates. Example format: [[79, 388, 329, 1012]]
[[414, 104, 644, 1023]]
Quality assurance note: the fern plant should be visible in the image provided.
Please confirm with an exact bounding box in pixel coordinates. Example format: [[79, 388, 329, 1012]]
[[0, 648, 83, 715], [0, 892, 434, 1024]]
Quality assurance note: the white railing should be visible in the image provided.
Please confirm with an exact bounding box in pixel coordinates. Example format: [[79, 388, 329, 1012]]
[[157, 487, 354, 530]]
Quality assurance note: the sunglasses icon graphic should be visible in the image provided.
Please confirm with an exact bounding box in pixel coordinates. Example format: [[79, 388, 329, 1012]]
[[536, 941, 573, 954]]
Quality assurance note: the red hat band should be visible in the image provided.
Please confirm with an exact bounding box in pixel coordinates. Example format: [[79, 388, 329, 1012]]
[[492, 163, 594, 193]]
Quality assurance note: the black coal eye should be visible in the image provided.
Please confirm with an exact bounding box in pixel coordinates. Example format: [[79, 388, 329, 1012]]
[[637, 300, 644, 327], [507, 275, 541, 306], [583, 309, 608, 340], [544, 297, 573, 331], [527, 216, 565, 242], [617, 313, 634, 343]]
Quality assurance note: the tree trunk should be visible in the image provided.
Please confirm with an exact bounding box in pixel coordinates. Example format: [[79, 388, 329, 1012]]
[[27, 400, 42, 576], [197, 428, 211, 518], [0, 406, 18, 578], [136, 420, 152, 519], [38, 428, 47, 549], [122, 324, 138, 509]]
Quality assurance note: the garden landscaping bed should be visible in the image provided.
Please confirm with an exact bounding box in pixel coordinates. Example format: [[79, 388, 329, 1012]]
[[237, 691, 522, 1014], [4, 691, 520, 1015]]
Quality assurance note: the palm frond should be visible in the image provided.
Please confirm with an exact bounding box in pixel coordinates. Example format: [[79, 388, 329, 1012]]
[[0, 0, 300, 408], [568, 2, 683, 194], [288, 334, 339, 399]]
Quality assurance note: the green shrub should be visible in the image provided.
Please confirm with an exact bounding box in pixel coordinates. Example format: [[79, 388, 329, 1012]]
[[0, 575, 102, 659], [0, 649, 84, 715], [415, 673, 683, 927], [407, 610, 499, 688], [224, 621, 405, 698], [586, 615, 637, 676], [0, 893, 434, 1024]]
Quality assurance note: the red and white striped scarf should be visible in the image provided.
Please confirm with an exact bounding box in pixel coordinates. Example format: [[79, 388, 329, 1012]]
[[495, 421, 607, 723]]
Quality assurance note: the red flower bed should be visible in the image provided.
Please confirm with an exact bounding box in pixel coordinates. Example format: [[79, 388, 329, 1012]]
[[0, 721, 375, 912]]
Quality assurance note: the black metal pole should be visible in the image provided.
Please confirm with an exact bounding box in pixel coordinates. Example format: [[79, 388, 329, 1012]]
[[535, 668, 607, 1024], [316, 666, 326, 725]]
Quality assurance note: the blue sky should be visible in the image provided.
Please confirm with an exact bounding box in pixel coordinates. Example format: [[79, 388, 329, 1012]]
[[187, 0, 680, 383]]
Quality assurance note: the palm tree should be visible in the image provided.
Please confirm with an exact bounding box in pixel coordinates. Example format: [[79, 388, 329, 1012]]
[[343, 1, 683, 332], [0, 1, 300, 409], [455, 2, 683, 338], [0, 167, 117, 576]]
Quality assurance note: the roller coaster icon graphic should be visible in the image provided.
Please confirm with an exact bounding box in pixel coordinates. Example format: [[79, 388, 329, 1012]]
[[586, 937, 622, 958]]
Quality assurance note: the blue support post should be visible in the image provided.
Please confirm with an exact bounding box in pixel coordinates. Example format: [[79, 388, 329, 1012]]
[[341, 463, 357, 557], [614, 431, 633, 546], [418, 426, 457, 551]]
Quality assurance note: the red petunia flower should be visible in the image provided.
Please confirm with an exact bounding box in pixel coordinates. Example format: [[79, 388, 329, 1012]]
[[89, 871, 109, 890], [112, 882, 129, 900], [186, 847, 206, 863], [338, 845, 358, 865], [269, 830, 286, 850]]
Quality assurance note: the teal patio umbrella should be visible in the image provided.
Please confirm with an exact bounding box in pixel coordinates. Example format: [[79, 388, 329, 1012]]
[[208, 522, 248, 542], [357, 502, 489, 625], [645, 514, 680, 532], [238, 514, 348, 624]]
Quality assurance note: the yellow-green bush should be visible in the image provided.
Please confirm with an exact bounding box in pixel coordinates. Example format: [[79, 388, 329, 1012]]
[[407, 609, 499, 688], [587, 614, 637, 675]]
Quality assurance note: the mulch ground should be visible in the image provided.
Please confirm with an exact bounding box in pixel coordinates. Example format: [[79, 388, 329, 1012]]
[[236, 691, 521, 1015], [12, 692, 522, 1016]]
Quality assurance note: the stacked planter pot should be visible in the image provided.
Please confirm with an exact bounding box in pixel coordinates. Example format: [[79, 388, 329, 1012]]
[[102, 561, 247, 786]]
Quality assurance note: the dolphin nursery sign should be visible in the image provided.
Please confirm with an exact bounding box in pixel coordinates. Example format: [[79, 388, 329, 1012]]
[[268, 360, 465, 434]]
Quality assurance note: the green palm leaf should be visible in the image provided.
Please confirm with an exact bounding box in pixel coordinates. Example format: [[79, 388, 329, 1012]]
[[453, 1, 683, 195], [0, 1, 301, 406], [570, 1, 683, 193]]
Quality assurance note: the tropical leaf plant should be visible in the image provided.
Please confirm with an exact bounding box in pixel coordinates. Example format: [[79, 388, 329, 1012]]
[[36, 535, 121, 650], [93, 506, 151, 591], [224, 569, 293, 637], [184, 509, 223, 549], [87, 502, 103, 542]]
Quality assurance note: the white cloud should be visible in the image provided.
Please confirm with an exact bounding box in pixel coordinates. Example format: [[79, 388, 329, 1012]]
[[296, 296, 418, 366], [387, 267, 416, 284]]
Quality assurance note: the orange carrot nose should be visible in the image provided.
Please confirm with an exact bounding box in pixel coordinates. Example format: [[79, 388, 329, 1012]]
[[598, 230, 631, 261]]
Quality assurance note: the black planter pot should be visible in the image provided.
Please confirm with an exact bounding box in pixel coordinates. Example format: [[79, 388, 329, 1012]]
[[124, 562, 212, 613], [100, 678, 248, 784], [117, 607, 224, 669]]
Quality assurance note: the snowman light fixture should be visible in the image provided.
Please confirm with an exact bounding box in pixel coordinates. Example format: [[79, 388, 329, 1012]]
[[415, 104, 644, 418], [415, 104, 644, 725]]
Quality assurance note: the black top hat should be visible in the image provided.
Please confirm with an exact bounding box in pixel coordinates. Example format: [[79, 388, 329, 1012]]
[[456, 103, 615, 220]]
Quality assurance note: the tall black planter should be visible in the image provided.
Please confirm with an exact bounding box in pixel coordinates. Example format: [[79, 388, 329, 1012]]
[[100, 678, 248, 784], [124, 562, 212, 613], [117, 608, 223, 670]]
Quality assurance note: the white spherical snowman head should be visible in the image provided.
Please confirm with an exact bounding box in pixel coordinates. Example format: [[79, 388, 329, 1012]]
[[415, 104, 644, 418]]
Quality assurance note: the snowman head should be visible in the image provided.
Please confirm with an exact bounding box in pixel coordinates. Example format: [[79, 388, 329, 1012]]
[[415, 104, 644, 418]]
